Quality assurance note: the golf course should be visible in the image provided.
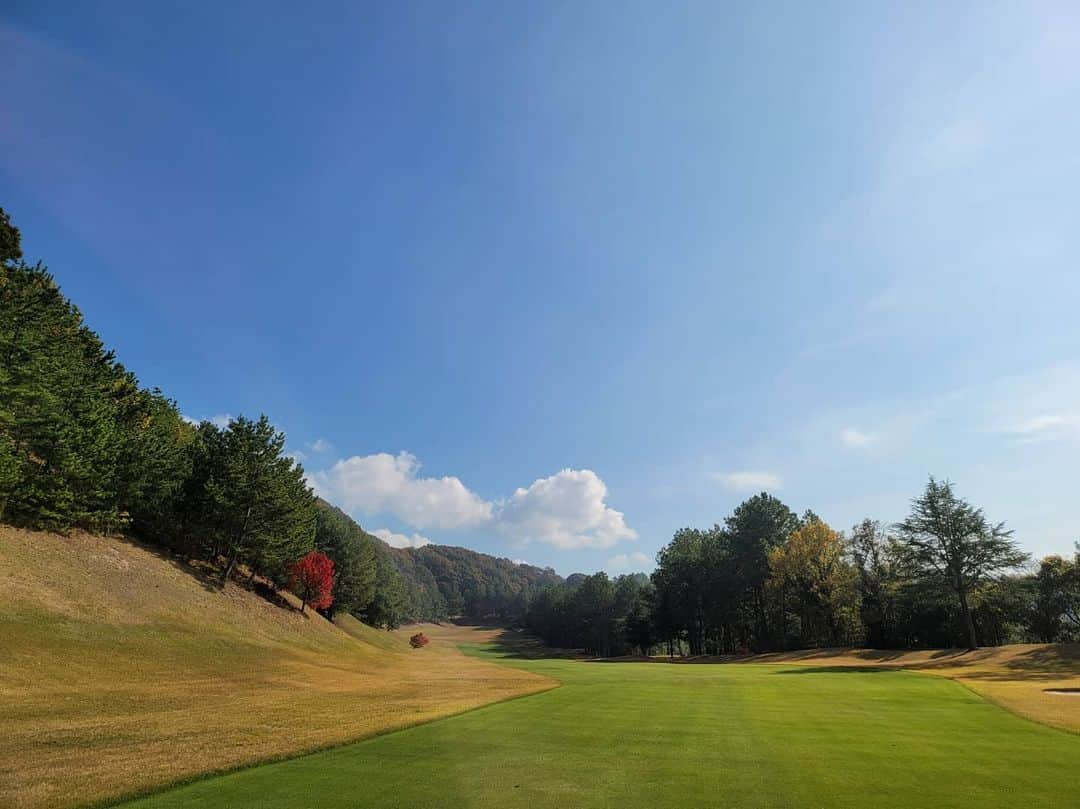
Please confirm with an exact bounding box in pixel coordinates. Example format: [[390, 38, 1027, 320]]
[[116, 625, 1080, 809], [7, 5, 1080, 808]]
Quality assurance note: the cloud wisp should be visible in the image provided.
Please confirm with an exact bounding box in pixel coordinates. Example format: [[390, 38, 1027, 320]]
[[606, 551, 652, 573], [840, 428, 877, 449], [716, 471, 783, 491], [371, 528, 432, 549], [181, 413, 234, 429]]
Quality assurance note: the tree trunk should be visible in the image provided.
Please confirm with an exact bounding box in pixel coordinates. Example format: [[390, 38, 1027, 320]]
[[958, 587, 978, 650], [221, 506, 253, 584], [221, 550, 238, 583]]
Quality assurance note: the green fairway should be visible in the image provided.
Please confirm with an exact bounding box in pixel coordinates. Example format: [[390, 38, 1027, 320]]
[[118, 641, 1080, 808]]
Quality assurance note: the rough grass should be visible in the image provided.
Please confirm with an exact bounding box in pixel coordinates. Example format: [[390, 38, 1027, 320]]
[[0, 527, 553, 809], [115, 625, 1080, 809]]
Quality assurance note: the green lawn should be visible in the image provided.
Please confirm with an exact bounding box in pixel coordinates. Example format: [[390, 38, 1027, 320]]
[[117, 641, 1080, 808]]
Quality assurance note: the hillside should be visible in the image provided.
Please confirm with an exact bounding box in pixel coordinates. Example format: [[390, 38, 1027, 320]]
[[387, 540, 563, 622], [312, 498, 564, 625], [0, 525, 555, 809]]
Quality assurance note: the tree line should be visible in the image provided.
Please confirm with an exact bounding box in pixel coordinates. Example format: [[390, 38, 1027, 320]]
[[0, 206, 552, 628], [526, 485, 1079, 655]]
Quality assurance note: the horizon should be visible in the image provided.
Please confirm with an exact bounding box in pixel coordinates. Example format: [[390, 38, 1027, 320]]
[[4, 1, 1079, 577]]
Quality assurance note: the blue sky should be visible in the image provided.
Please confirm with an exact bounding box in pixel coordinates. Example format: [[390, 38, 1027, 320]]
[[3, 1, 1079, 574]]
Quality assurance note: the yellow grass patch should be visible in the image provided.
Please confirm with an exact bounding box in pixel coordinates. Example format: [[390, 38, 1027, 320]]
[[0, 527, 554, 809]]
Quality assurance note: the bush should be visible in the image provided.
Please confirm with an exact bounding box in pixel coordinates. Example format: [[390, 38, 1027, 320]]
[[409, 632, 430, 649]]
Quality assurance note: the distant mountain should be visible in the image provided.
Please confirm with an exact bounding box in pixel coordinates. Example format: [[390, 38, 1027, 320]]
[[315, 498, 563, 624], [388, 542, 563, 622]]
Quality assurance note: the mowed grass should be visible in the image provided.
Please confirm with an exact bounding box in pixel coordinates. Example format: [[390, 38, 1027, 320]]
[[118, 627, 1080, 809], [0, 528, 552, 809]]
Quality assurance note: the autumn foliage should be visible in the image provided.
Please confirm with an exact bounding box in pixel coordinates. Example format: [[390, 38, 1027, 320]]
[[287, 551, 335, 613], [409, 632, 430, 649]]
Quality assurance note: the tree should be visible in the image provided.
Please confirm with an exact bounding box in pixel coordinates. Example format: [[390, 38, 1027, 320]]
[[652, 528, 710, 654], [314, 500, 377, 617], [848, 519, 901, 648], [287, 551, 335, 613], [724, 493, 799, 649], [1032, 554, 1080, 642], [894, 478, 1028, 649], [201, 415, 316, 584], [768, 517, 856, 647], [0, 207, 21, 264], [623, 582, 656, 654], [573, 572, 616, 656], [0, 255, 191, 530], [368, 551, 407, 629]]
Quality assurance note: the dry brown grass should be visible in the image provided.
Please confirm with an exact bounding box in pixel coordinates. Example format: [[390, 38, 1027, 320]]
[[0, 526, 555, 809], [704, 644, 1080, 733]]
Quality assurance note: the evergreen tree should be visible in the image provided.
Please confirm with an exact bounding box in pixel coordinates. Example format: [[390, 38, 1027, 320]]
[[0, 207, 21, 263], [368, 551, 407, 629], [204, 415, 316, 584], [314, 499, 378, 616], [894, 478, 1028, 649]]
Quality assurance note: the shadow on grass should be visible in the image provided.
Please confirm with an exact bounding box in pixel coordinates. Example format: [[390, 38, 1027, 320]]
[[127, 536, 224, 595], [467, 627, 588, 660], [116, 533, 304, 613]]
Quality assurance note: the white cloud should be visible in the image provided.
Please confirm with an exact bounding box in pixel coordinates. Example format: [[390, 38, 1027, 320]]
[[606, 551, 652, 573], [286, 449, 307, 462], [307, 438, 333, 453], [840, 428, 877, 449], [511, 558, 527, 566], [717, 471, 783, 491], [181, 413, 233, 429], [1007, 413, 1076, 437], [372, 528, 432, 549], [310, 454, 636, 551], [985, 366, 1080, 444], [309, 452, 493, 530], [495, 469, 637, 549]]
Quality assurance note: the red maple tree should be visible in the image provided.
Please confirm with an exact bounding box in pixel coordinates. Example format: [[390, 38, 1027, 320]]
[[409, 632, 430, 649], [287, 551, 335, 614]]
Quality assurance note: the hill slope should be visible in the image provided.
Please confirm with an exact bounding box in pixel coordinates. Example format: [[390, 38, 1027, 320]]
[[387, 540, 563, 622], [0, 526, 554, 809]]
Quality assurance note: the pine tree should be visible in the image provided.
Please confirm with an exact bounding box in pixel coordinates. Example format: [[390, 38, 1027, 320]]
[[203, 415, 316, 584]]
